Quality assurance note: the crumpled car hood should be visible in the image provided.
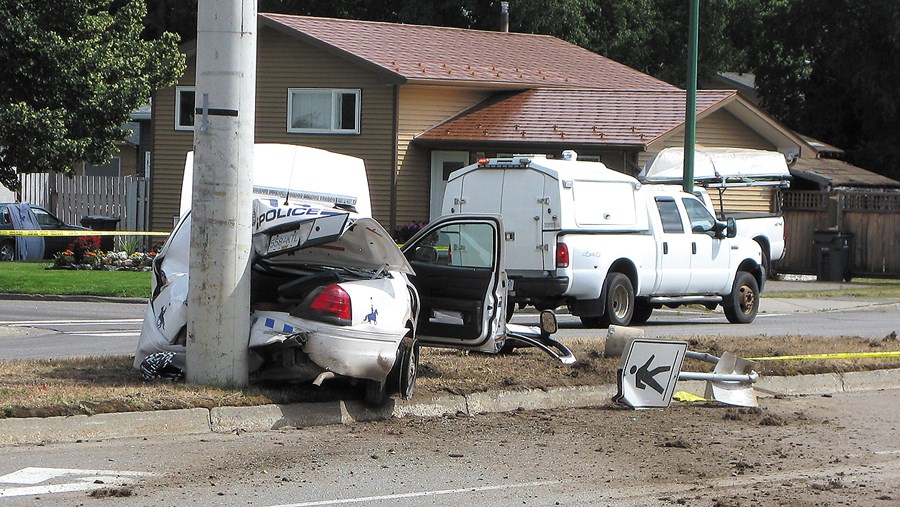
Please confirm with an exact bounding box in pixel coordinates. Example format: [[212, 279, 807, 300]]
[[255, 201, 413, 274]]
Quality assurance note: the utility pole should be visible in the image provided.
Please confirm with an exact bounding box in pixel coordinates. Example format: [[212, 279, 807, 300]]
[[683, 0, 699, 194], [187, 0, 257, 386]]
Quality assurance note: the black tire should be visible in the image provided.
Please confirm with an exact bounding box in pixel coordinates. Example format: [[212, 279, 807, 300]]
[[0, 239, 14, 262], [603, 272, 634, 327], [723, 271, 759, 324], [398, 341, 419, 400], [630, 298, 653, 325]]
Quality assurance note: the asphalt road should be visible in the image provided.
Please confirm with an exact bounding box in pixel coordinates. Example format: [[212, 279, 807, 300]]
[[0, 388, 898, 506], [0, 295, 898, 360]]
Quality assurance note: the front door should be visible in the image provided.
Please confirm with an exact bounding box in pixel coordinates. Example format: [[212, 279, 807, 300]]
[[429, 151, 469, 220], [402, 215, 506, 353]]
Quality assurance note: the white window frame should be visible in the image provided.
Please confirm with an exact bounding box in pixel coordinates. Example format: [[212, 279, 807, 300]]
[[175, 86, 195, 131], [287, 88, 361, 134]]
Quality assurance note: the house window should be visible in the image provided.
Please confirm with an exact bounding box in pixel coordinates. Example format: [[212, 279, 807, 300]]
[[287, 88, 360, 134], [175, 86, 195, 131], [84, 157, 121, 177]]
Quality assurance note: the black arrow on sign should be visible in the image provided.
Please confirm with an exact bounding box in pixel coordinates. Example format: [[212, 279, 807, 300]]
[[629, 354, 671, 394]]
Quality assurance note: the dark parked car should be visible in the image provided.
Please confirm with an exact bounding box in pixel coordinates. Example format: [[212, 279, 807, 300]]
[[0, 203, 89, 261]]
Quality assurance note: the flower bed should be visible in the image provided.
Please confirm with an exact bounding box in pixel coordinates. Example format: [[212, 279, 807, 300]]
[[48, 236, 157, 271]]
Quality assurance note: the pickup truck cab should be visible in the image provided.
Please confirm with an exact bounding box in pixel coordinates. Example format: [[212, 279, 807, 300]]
[[442, 153, 765, 327]]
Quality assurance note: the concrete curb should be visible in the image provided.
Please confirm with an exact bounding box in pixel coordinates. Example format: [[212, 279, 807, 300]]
[[0, 293, 147, 304], [2, 369, 899, 446]]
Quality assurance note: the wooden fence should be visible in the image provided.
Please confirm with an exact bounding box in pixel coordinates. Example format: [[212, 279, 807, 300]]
[[18, 173, 150, 233], [781, 190, 900, 277]]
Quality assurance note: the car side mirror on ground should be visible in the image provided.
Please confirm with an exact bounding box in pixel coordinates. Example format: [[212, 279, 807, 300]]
[[413, 245, 439, 262]]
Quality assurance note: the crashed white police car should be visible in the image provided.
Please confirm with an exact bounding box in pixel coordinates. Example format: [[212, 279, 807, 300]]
[[136, 145, 572, 405]]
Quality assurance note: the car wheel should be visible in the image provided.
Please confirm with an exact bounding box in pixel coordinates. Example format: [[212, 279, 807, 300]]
[[724, 271, 759, 324], [630, 298, 653, 325], [398, 340, 419, 400], [604, 272, 634, 327], [0, 239, 14, 261]]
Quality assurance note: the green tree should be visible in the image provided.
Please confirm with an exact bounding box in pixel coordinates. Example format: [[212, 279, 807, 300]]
[[0, 0, 184, 189], [754, 0, 900, 180]]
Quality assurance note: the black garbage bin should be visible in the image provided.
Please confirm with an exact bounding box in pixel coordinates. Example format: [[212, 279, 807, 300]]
[[80, 215, 121, 252], [813, 230, 853, 282]]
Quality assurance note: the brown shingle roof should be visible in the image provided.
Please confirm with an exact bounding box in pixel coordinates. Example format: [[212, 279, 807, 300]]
[[260, 13, 676, 90], [415, 88, 735, 147], [791, 157, 900, 188]]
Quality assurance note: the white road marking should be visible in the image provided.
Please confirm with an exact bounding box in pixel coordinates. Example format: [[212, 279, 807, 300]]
[[0, 467, 152, 498], [67, 331, 141, 338], [0, 319, 143, 327], [875, 450, 900, 455], [268, 480, 561, 507]]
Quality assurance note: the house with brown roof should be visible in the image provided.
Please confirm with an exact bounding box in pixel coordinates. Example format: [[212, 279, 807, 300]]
[[149, 13, 811, 233]]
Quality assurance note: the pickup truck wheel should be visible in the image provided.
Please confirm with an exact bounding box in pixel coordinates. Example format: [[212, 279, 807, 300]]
[[631, 299, 653, 325], [604, 272, 634, 327], [724, 271, 759, 324], [0, 239, 14, 261]]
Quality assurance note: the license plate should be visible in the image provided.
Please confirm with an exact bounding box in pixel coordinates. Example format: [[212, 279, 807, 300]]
[[267, 230, 300, 254]]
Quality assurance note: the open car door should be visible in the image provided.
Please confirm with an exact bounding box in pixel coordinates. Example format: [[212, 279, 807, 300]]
[[402, 215, 507, 353]]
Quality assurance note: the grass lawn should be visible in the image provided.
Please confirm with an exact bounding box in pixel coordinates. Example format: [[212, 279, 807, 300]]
[[0, 262, 151, 298]]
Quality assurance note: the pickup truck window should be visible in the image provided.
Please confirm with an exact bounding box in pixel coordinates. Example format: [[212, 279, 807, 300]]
[[682, 197, 717, 233], [654, 198, 684, 233]]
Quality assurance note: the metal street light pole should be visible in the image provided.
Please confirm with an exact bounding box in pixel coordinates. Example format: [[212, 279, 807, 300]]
[[187, 0, 257, 386], [683, 0, 700, 194]]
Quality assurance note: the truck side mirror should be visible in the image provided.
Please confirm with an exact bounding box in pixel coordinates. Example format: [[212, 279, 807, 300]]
[[726, 217, 737, 238]]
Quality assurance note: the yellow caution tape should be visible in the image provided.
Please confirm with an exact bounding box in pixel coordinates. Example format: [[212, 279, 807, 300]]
[[747, 351, 900, 361], [673, 391, 707, 403], [3, 230, 170, 237]]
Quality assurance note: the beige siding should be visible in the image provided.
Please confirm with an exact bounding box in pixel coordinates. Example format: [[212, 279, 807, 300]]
[[396, 86, 492, 223], [640, 108, 776, 214], [150, 27, 395, 231], [706, 186, 776, 215]]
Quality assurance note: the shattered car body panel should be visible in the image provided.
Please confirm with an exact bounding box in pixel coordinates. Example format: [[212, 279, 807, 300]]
[[136, 204, 418, 396]]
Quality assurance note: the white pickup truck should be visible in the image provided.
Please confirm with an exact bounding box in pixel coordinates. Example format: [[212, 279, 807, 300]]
[[640, 147, 790, 277], [442, 153, 766, 327]]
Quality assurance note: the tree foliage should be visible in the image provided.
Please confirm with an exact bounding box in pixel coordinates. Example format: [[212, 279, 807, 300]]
[[0, 0, 184, 188], [754, 0, 900, 180], [144, 0, 899, 179]]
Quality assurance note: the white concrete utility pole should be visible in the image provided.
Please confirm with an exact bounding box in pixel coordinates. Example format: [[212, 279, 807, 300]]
[[187, 0, 257, 386]]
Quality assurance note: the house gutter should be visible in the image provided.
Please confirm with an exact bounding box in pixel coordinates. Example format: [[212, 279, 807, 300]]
[[390, 84, 399, 234]]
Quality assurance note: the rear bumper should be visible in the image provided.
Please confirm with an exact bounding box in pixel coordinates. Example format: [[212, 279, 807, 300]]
[[508, 275, 570, 300]]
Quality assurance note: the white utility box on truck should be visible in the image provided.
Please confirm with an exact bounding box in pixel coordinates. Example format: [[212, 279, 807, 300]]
[[640, 147, 790, 276], [442, 153, 766, 327]]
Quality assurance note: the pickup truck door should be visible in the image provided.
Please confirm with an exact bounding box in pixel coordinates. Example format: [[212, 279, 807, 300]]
[[402, 215, 507, 353], [682, 196, 731, 293], [653, 197, 691, 294]]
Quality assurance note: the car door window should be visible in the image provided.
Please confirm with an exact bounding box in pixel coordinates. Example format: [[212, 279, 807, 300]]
[[682, 197, 717, 233], [654, 198, 684, 233], [32, 208, 60, 228], [412, 223, 495, 269]]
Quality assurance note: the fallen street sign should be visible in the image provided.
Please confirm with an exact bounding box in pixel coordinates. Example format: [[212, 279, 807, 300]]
[[613, 339, 687, 409]]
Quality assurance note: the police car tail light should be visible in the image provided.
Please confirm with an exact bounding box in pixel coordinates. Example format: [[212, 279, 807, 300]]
[[556, 242, 569, 268], [302, 284, 352, 325]]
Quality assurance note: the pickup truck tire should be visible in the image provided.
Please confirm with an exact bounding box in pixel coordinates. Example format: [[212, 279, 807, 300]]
[[724, 271, 759, 324], [604, 272, 634, 327], [631, 298, 653, 325]]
